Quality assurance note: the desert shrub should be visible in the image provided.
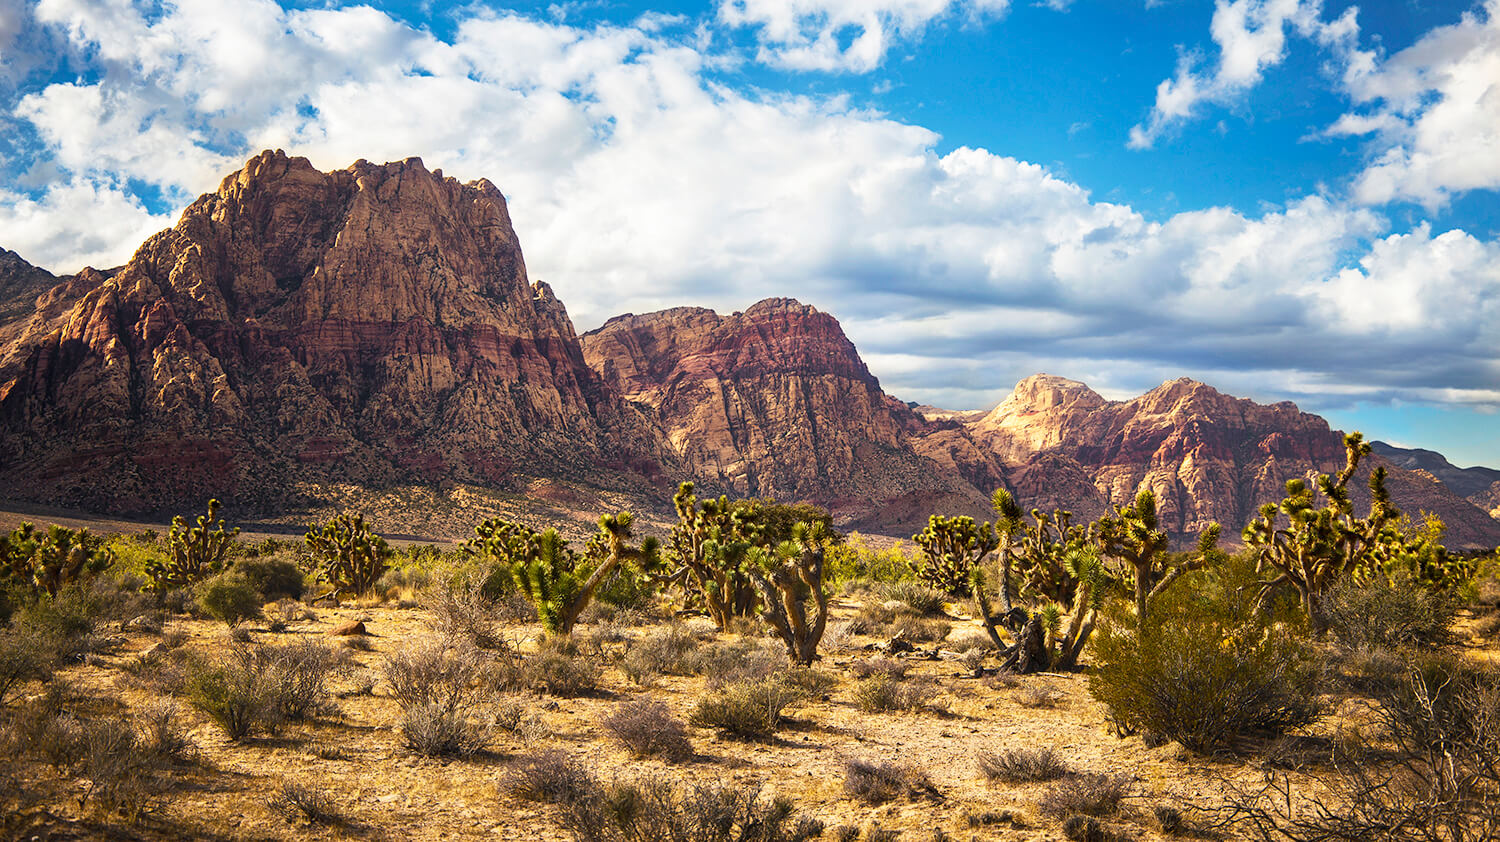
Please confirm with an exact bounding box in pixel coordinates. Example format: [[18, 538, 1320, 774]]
[[592, 563, 654, 612], [603, 698, 692, 761], [620, 623, 701, 685], [262, 639, 345, 720], [1333, 644, 1407, 692], [1224, 651, 1500, 840], [429, 576, 508, 649], [9, 583, 104, 662], [879, 580, 948, 615], [523, 642, 602, 697], [1015, 683, 1063, 709], [75, 716, 167, 820], [693, 637, 783, 689], [0, 624, 53, 706], [185, 646, 277, 740], [400, 701, 492, 757], [504, 749, 597, 804], [844, 757, 937, 804], [977, 747, 1070, 782], [1088, 608, 1322, 753], [1322, 570, 1454, 649], [547, 768, 823, 842], [849, 657, 910, 680], [889, 614, 952, 643], [234, 556, 305, 602], [381, 638, 488, 713], [193, 572, 263, 626], [689, 677, 803, 740], [779, 667, 837, 694], [1039, 773, 1132, 818], [852, 674, 938, 713], [269, 780, 343, 825], [135, 698, 194, 762]]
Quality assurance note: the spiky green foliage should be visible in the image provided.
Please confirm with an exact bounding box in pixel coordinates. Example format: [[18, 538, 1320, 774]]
[[973, 490, 1102, 672], [474, 514, 659, 635], [304, 512, 392, 596], [1096, 489, 1220, 625], [146, 499, 239, 593], [669, 482, 768, 629], [748, 521, 832, 665], [1243, 432, 1408, 632], [0, 522, 114, 597], [911, 513, 997, 597]]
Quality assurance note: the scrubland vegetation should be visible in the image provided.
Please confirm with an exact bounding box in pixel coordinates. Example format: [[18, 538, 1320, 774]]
[[2, 433, 1498, 840]]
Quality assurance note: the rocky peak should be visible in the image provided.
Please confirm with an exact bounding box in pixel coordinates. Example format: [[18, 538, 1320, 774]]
[[581, 298, 970, 515], [0, 151, 666, 515]]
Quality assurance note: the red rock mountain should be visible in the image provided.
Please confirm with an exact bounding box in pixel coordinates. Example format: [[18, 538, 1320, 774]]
[[1, 151, 1496, 547], [581, 301, 980, 522], [0, 151, 671, 515]]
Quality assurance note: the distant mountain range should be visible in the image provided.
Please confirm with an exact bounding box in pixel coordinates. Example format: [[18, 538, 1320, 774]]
[[2, 151, 1496, 547]]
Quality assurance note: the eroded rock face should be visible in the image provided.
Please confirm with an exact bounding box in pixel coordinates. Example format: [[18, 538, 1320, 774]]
[[581, 299, 975, 518], [0, 151, 669, 514]]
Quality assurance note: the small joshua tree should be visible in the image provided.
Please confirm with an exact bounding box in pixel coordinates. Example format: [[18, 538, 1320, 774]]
[[911, 513, 998, 597], [1095, 489, 1220, 626], [748, 521, 831, 666], [484, 513, 659, 636], [972, 490, 1101, 672], [304, 512, 392, 597], [3, 523, 115, 597], [1244, 432, 1405, 633], [147, 499, 239, 593], [669, 482, 767, 629]]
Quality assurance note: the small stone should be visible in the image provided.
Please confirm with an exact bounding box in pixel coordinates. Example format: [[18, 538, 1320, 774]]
[[330, 620, 367, 636]]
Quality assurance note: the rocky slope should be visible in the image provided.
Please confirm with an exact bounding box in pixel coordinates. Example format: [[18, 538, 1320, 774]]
[[1372, 441, 1500, 507], [581, 300, 981, 524], [912, 375, 1500, 547], [0, 151, 671, 516]]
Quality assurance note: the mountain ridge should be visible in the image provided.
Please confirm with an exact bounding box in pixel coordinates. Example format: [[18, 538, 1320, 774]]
[[1, 151, 1496, 547]]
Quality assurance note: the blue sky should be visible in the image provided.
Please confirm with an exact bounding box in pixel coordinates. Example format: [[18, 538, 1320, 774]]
[[1, 0, 1498, 467]]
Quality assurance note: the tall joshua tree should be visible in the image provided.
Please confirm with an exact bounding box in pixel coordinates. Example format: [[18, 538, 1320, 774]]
[[1095, 489, 1220, 626], [748, 521, 832, 666], [1244, 432, 1401, 633]]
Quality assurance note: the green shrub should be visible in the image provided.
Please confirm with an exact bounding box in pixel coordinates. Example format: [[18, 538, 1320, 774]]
[[825, 533, 918, 586], [184, 647, 275, 740], [1322, 570, 1454, 648], [689, 677, 802, 740], [234, 556, 305, 602], [194, 572, 263, 626], [1087, 609, 1323, 753], [878, 580, 948, 615]]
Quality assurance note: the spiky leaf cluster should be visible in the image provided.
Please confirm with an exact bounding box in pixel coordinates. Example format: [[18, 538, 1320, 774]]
[[669, 482, 768, 629], [1096, 489, 1219, 625], [748, 520, 833, 666], [1243, 432, 1407, 631], [1, 522, 114, 597], [304, 512, 392, 596], [475, 513, 659, 635], [911, 514, 998, 597], [146, 498, 239, 592]]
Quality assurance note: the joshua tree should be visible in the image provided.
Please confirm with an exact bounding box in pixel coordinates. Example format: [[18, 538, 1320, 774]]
[[146, 498, 239, 592], [748, 521, 832, 666], [911, 513, 998, 597], [972, 490, 1102, 672], [484, 513, 659, 636], [1243, 432, 1403, 632], [3, 523, 115, 597], [304, 512, 392, 597], [668, 482, 766, 629], [1095, 489, 1220, 625]]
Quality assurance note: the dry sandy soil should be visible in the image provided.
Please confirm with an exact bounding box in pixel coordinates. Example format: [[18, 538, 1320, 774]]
[[4, 547, 1497, 842]]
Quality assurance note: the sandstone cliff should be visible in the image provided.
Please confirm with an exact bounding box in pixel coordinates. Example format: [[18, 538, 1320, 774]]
[[912, 375, 1500, 548], [581, 299, 980, 523], [0, 151, 671, 515]]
